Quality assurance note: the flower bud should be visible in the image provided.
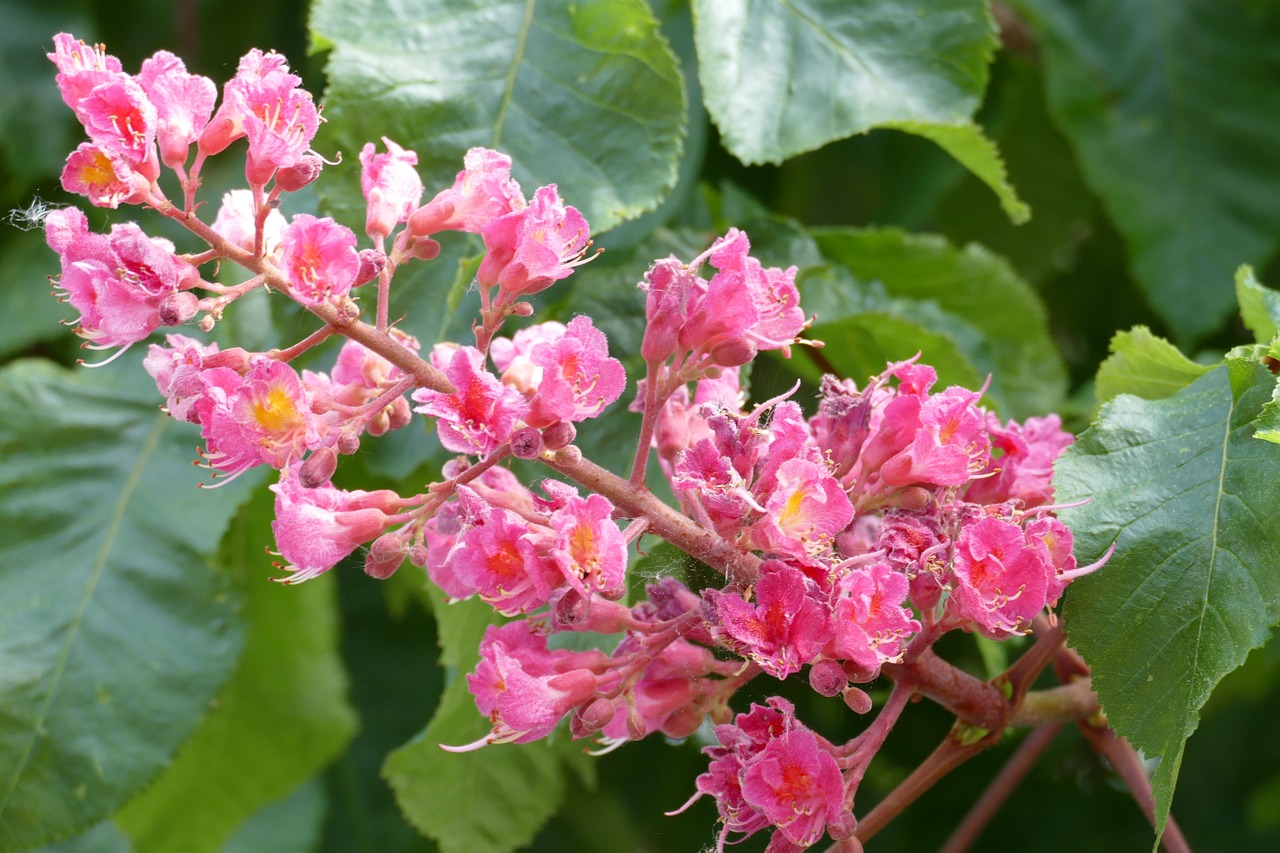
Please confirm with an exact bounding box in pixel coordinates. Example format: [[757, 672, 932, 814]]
[[409, 236, 441, 260], [364, 531, 408, 579], [407, 200, 454, 237], [338, 433, 361, 455], [571, 698, 616, 738], [299, 447, 338, 488], [896, 486, 933, 511], [275, 154, 324, 192], [386, 397, 412, 431], [355, 249, 387, 286], [159, 291, 199, 326], [808, 659, 847, 698], [553, 445, 582, 467], [553, 587, 592, 629], [843, 686, 874, 715], [409, 544, 429, 567], [512, 301, 534, 317], [661, 706, 705, 740], [510, 426, 544, 459], [541, 421, 576, 450], [708, 337, 757, 368]]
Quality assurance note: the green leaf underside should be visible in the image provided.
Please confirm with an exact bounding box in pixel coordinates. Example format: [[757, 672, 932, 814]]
[[116, 491, 356, 853], [811, 227, 1065, 418], [0, 360, 253, 850], [1058, 362, 1280, 838], [693, 0, 1026, 220], [311, 0, 686, 234], [1236, 265, 1280, 346], [1017, 0, 1280, 343], [1095, 326, 1213, 406]]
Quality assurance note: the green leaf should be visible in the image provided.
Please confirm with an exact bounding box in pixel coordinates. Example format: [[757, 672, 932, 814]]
[[1058, 362, 1280, 839], [0, 360, 252, 850], [311, 0, 686, 233], [1095, 326, 1213, 406], [811, 227, 1066, 418], [221, 778, 327, 853], [1251, 382, 1280, 447], [1236, 265, 1280, 346], [0, 231, 74, 361], [1015, 0, 1280, 342], [692, 0, 1026, 219], [383, 678, 566, 853], [115, 491, 356, 853]]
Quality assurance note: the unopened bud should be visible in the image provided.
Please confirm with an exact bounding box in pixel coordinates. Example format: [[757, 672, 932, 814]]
[[541, 421, 576, 450], [626, 704, 647, 741], [553, 588, 592, 629], [275, 155, 324, 192], [510, 426, 544, 459], [843, 686, 874, 715], [808, 659, 847, 698], [708, 337, 757, 368], [159, 291, 199, 326], [661, 706, 704, 740], [337, 433, 361, 455], [896, 486, 932, 511], [364, 531, 408, 579], [407, 200, 453, 236], [299, 447, 338, 488], [512, 301, 534, 317], [386, 397, 412, 431], [553, 445, 582, 467], [203, 347, 251, 373], [571, 698, 616, 738], [355, 249, 387, 286], [827, 811, 858, 843], [409, 544, 429, 567], [410, 236, 441, 261], [198, 315, 216, 333]]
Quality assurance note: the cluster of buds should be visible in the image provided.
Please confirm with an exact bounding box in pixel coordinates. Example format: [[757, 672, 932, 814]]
[[40, 34, 1106, 851]]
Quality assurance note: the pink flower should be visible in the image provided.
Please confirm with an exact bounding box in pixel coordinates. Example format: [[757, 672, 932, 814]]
[[966, 414, 1073, 508], [143, 334, 222, 423], [448, 503, 563, 614], [713, 564, 832, 679], [948, 515, 1051, 638], [270, 464, 402, 583], [74, 74, 159, 178], [477, 185, 592, 297], [412, 346, 529, 455], [525, 316, 626, 427], [360, 137, 424, 240], [490, 321, 566, 396], [49, 33, 123, 110], [548, 494, 627, 600], [640, 258, 697, 362], [407, 147, 525, 236], [740, 728, 847, 848], [829, 561, 920, 678], [60, 143, 147, 208], [279, 214, 360, 305], [751, 457, 854, 559], [194, 357, 323, 482], [465, 621, 613, 745], [211, 189, 287, 255], [861, 385, 991, 489], [136, 50, 216, 170]]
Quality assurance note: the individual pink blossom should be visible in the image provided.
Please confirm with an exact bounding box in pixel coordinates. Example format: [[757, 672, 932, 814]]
[[740, 728, 848, 849], [966, 414, 1073, 508], [706, 228, 806, 353], [861, 386, 991, 489], [49, 33, 123, 110], [269, 463, 403, 583], [193, 357, 323, 481], [360, 137, 424, 240], [871, 508, 948, 612], [1026, 515, 1080, 603], [46, 209, 201, 351], [278, 214, 359, 305], [60, 143, 147, 208], [948, 515, 1052, 638], [74, 74, 159, 179], [639, 258, 697, 362], [448, 504, 563, 614], [477, 185, 591, 297], [407, 147, 525, 236], [751, 457, 854, 559], [525, 316, 626, 427], [465, 621, 613, 746], [136, 50, 216, 170], [828, 561, 920, 678], [412, 345, 529, 455], [548, 494, 627, 600], [672, 438, 754, 538], [490, 321, 567, 396], [211, 189, 287, 255], [143, 333, 222, 422], [713, 564, 832, 679]]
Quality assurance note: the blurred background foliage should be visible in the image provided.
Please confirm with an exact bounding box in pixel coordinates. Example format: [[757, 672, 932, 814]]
[[3, 0, 1280, 851]]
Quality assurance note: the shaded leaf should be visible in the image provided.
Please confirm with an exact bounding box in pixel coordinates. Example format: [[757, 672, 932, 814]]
[[115, 490, 356, 853], [1095, 326, 1213, 406], [1058, 362, 1280, 839], [312, 0, 686, 233], [1236, 265, 1280, 346], [1015, 0, 1280, 342], [0, 360, 253, 850], [692, 0, 1026, 219], [812, 227, 1065, 417]]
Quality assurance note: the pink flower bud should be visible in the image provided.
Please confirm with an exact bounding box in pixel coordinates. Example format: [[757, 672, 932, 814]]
[[275, 154, 324, 192], [843, 686, 874, 715], [299, 447, 338, 488], [541, 421, 576, 450], [571, 698, 616, 738], [510, 426, 544, 459], [355, 249, 387, 286], [662, 706, 705, 740], [365, 532, 408, 579], [808, 659, 847, 697], [338, 433, 361, 455], [159, 291, 199, 326], [409, 544, 429, 567]]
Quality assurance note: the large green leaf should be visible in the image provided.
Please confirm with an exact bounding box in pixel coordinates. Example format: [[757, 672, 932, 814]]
[[1015, 0, 1280, 343], [691, 0, 1027, 221], [811, 227, 1066, 418], [115, 491, 356, 853], [311, 0, 686, 233], [0, 360, 253, 850], [1236, 265, 1280, 346], [1094, 326, 1213, 406], [1058, 362, 1280, 839]]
